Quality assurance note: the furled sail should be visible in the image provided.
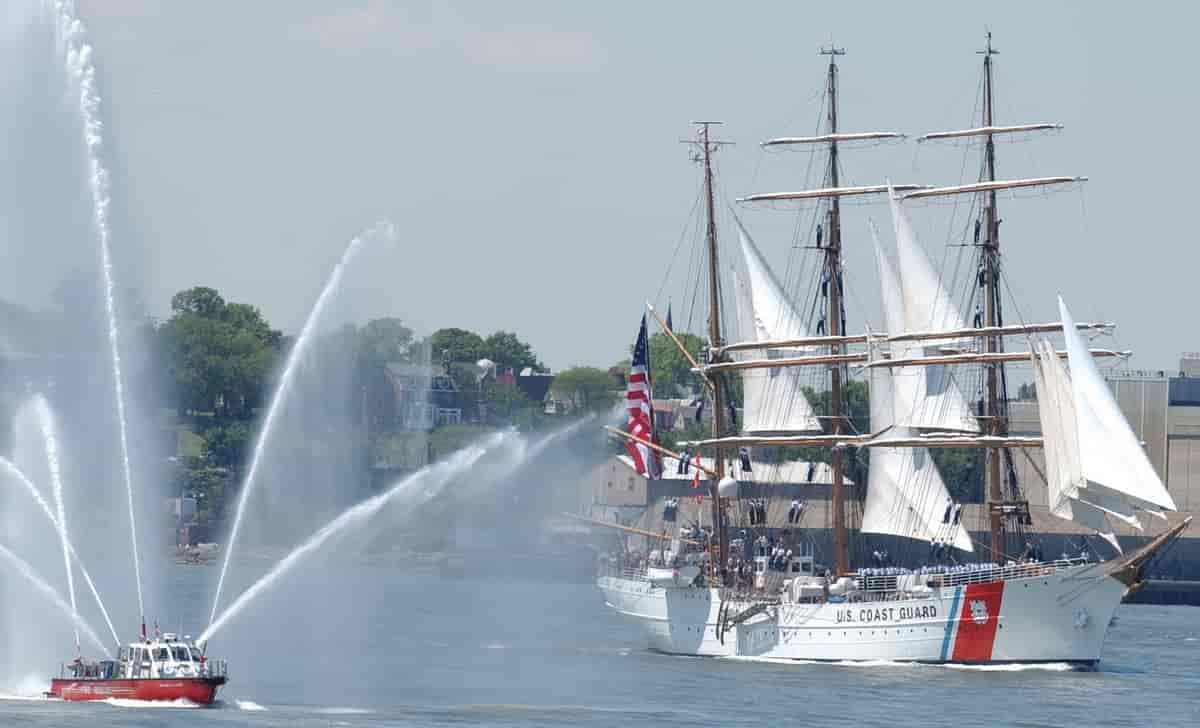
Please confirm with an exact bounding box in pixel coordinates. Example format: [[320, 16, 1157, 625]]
[[886, 191, 980, 433], [1032, 298, 1178, 549], [861, 225, 973, 552], [731, 217, 821, 434]]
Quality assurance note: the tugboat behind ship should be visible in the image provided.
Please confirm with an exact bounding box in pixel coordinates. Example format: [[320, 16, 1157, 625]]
[[46, 630, 226, 704]]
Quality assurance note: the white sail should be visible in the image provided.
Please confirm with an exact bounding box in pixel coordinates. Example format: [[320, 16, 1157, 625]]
[[886, 192, 980, 433], [732, 218, 821, 434], [861, 225, 972, 552], [1029, 338, 1122, 550], [1030, 340, 1082, 517], [1059, 297, 1176, 515], [1032, 299, 1176, 548]]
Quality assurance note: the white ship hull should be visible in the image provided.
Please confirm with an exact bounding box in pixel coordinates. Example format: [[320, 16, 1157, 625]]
[[599, 562, 1127, 664]]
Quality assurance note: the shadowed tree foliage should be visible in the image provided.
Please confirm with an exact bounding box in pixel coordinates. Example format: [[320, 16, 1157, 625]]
[[648, 331, 704, 397], [429, 328, 486, 366], [484, 381, 532, 423], [203, 420, 252, 471], [551, 366, 617, 413], [483, 330, 544, 372]]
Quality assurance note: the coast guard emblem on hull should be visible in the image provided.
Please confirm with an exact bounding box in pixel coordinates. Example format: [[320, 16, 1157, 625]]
[[969, 599, 989, 625]]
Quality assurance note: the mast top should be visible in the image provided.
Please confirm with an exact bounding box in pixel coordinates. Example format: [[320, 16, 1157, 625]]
[[977, 31, 998, 57], [681, 123, 732, 163]]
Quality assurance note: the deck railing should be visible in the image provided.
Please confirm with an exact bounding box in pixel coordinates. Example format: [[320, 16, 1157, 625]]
[[201, 659, 227, 678], [58, 659, 228, 680], [855, 557, 1089, 595]]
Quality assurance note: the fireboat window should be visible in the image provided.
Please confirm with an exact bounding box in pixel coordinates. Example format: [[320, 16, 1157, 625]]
[[172, 646, 190, 662], [153, 648, 169, 661], [190, 647, 203, 661]]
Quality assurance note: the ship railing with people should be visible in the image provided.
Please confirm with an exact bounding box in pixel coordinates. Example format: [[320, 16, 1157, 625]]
[[854, 557, 1091, 595]]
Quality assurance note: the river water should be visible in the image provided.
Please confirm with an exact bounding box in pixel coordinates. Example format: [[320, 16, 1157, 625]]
[[1, 563, 1196, 727]]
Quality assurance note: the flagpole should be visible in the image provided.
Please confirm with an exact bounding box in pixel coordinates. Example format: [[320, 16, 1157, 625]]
[[605, 426, 719, 478], [647, 303, 713, 391]]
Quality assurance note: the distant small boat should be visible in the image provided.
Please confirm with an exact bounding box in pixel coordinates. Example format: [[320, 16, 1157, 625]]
[[46, 632, 227, 704]]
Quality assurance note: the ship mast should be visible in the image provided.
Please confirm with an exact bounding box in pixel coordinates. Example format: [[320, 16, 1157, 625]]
[[693, 121, 732, 582], [732, 45, 916, 575], [822, 45, 849, 577], [979, 32, 1007, 561], [907, 31, 1087, 560], [979, 31, 1017, 561]]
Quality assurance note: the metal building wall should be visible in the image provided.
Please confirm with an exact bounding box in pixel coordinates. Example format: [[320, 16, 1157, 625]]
[[1108, 376, 1170, 483]]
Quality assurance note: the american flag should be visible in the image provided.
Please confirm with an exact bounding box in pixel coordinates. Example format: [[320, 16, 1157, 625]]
[[625, 315, 662, 477]]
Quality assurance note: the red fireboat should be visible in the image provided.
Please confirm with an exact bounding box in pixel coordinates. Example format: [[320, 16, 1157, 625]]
[[46, 628, 226, 704]]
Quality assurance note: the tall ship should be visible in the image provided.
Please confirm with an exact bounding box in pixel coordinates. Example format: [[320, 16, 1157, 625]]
[[594, 35, 1189, 665]]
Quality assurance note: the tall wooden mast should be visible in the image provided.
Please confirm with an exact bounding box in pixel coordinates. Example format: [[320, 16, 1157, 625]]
[[735, 45, 914, 575], [908, 32, 1085, 560], [822, 45, 849, 577], [693, 121, 731, 581], [979, 32, 1006, 561]]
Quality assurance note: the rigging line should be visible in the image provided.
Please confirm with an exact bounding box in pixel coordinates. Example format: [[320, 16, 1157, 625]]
[[681, 167, 708, 335], [655, 185, 706, 306], [782, 76, 831, 292], [686, 211, 706, 336], [838, 261, 872, 348], [938, 73, 986, 251]]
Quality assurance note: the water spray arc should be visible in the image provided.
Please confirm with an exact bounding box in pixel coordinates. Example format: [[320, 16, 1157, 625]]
[[201, 437, 498, 644], [0, 542, 109, 657], [200, 416, 598, 644], [49, 0, 144, 620], [1, 457, 122, 647], [32, 397, 79, 651], [209, 221, 396, 629]]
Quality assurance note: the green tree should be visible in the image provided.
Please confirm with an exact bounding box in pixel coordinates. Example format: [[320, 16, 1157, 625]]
[[483, 330, 543, 371], [781, 380, 870, 465], [157, 286, 281, 418], [357, 318, 416, 372], [551, 366, 618, 413], [429, 328, 486, 365], [648, 331, 703, 397], [484, 381, 532, 422], [171, 286, 227, 317], [932, 449, 985, 502], [658, 419, 709, 454], [173, 461, 230, 522], [202, 421, 253, 471]]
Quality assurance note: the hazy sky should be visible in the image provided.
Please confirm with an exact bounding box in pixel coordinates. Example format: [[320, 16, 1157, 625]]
[[3, 1, 1198, 371]]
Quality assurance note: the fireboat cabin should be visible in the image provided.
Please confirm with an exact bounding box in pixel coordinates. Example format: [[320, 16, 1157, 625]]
[[47, 633, 227, 703]]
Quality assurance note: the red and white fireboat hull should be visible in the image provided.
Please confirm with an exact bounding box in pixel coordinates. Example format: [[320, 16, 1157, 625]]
[[47, 677, 226, 704]]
